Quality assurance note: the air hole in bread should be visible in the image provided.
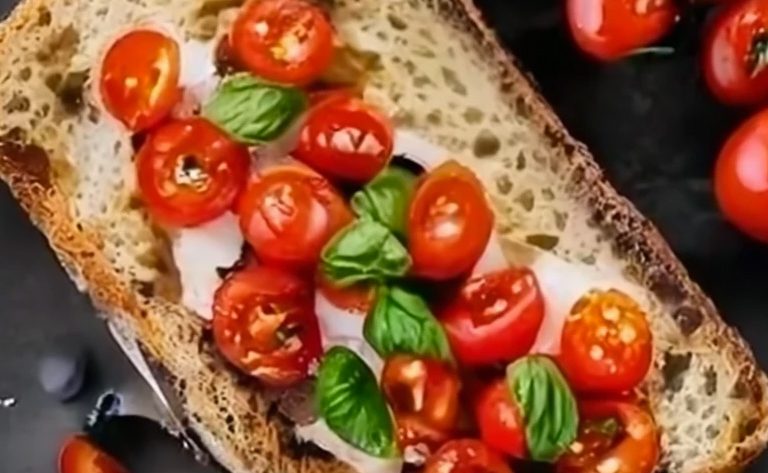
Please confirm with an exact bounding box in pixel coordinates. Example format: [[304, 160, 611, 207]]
[[515, 189, 535, 212], [495, 175, 513, 195], [526, 234, 559, 251], [663, 352, 692, 393], [704, 366, 718, 396], [673, 306, 704, 336], [473, 129, 500, 158]]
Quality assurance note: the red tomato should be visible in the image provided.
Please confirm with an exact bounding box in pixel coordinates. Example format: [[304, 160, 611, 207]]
[[212, 265, 322, 387], [293, 96, 394, 183], [703, 0, 768, 106], [424, 439, 513, 473], [316, 272, 376, 315], [409, 161, 494, 280], [566, 0, 678, 61], [136, 118, 250, 227], [715, 110, 768, 242], [100, 29, 180, 131], [557, 401, 659, 473], [231, 0, 334, 85], [239, 165, 352, 269], [559, 289, 652, 394], [59, 436, 128, 473], [439, 268, 545, 366], [475, 379, 527, 459]]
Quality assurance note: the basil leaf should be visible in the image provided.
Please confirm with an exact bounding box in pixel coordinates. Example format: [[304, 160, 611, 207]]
[[364, 285, 453, 363], [316, 346, 397, 458], [351, 167, 416, 238], [321, 220, 411, 286], [202, 73, 306, 144], [506, 355, 579, 462]]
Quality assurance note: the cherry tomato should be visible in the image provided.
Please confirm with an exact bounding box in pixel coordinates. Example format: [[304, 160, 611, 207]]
[[703, 0, 768, 106], [408, 160, 494, 280], [559, 289, 652, 394], [294, 96, 394, 183], [212, 265, 322, 387], [59, 436, 128, 473], [439, 268, 544, 366], [231, 0, 334, 85], [239, 165, 352, 269], [566, 0, 678, 61], [136, 118, 250, 227], [316, 272, 375, 315], [557, 401, 659, 473], [715, 109, 768, 242], [475, 379, 527, 459], [100, 29, 180, 131], [424, 439, 513, 473]]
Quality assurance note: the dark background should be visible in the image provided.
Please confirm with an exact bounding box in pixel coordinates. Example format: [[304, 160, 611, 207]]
[[2, 0, 768, 471]]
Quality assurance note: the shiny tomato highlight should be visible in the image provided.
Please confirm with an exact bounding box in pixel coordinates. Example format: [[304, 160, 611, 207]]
[[59, 436, 128, 473], [424, 439, 513, 473], [475, 379, 527, 459]]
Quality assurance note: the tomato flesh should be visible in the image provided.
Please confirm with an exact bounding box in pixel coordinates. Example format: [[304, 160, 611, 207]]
[[212, 265, 322, 387], [231, 0, 334, 85], [558, 289, 652, 394], [475, 379, 527, 459], [59, 436, 128, 473], [409, 160, 494, 280], [424, 439, 513, 473], [100, 29, 180, 131], [439, 268, 544, 366]]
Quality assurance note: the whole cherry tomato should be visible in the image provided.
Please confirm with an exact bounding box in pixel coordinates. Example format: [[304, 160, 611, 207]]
[[475, 379, 527, 459], [424, 439, 513, 473], [59, 436, 128, 473]]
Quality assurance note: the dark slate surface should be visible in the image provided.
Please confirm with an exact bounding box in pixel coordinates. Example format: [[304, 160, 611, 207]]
[[2, 0, 768, 472]]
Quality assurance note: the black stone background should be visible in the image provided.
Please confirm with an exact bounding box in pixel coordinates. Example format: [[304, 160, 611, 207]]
[[2, 0, 768, 471]]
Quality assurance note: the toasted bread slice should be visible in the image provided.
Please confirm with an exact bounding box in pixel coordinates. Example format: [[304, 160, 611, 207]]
[[1, 0, 767, 472]]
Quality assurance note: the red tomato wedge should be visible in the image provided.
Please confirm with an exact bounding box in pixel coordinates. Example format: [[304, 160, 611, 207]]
[[424, 439, 513, 473], [409, 160, 494, 280], [136, 118, 250, 227], [231, 0, 334, 85], [558, 289, 652, 394], [212, 265, 322, 387], [439, 268, 545, 366], [239, 165, 352, 269], [294, 96, 394, 184], [100, 29, 180, 131], [59, 436, 128, 473], [475, 379, 527, 459]]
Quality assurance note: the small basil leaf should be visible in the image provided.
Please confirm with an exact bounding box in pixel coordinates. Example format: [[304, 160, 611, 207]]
[[316, 346, 397, 458], [364, 285, 454, 363], [506, 355, 579, 462], [202, 73, 307, 143], [321, 220, 411, 286], [351, 167, 416, 238]]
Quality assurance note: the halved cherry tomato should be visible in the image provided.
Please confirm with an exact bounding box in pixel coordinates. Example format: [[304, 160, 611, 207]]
[[59, 436, 128, 473], [100, 29, 180, 131], [238, 165, 352, 269], [715, 109, 768, 242], [409, 160, 493, 280], [424, 439, 513, 473], [475, 379, 527, 459], [293, 96, 394, 183], [703, 0, 768, 106], [136, 118, 250, 227], [231, 0, 334, 85], [439, 268, 544, 366], [566, 0, 678, 61], [316, 272, 376, 315], [212, 265, 322, 387], [557, 401, 659, 473], [559, 289, 652, 394]]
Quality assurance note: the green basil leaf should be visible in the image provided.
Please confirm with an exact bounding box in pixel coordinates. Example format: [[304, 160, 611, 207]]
[[351, 167, 416, 238], [321, 220, 411, 286], [202, 73, 307, 144], [364, 285, 453, 363], [506, 355, 579, 462], [316, 346, 397, 458]]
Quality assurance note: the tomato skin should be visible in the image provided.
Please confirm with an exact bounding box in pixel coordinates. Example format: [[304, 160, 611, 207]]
[[100, 29, 180, 131], [475, 379, 527, 459], [59, 436, 128, 473], [239, 165, 353, 269], [558, 290, 652, 394], [424, 439, 513, 473], [566, 0, 678, 61], [316, 272, 375, 315], [136, 118, 250, 227], [293, 96, 394, 183], [231, 0, 334, 85], [439, 268, 545, 366], [212, 266, 322, 387], [714, 110, 768, 242], [409, 160, 494, 280]]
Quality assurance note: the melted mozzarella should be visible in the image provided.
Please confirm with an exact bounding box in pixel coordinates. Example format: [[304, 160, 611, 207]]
[[174, 38, 219, 118]]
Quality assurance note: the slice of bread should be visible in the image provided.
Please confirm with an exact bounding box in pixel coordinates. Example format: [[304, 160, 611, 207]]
[[1, 0, 767, 472]]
